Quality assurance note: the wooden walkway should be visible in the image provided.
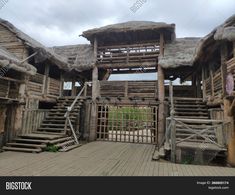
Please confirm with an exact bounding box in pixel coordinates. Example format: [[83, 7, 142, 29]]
[[0, 141, 235, 176]]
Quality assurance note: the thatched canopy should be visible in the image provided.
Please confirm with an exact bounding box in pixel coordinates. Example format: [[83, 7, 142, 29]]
[[0, 46, 36, 75], [159, 37, 200, 69], [52, 44, 95, 71], [193, 14, 235, 63], [82, 21, 176, 46], [0, 18, 69, 71]]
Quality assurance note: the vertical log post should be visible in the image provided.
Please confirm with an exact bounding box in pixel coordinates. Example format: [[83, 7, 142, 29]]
[[202, 66, 206, 101], [43, 64, 50, 97], [221, 43, 228, 97], [209, 63, 215, 98], [227, 41, 235, 166], [59, 73, 64, 97], [158, 33, 165, 145], [89, 37, 99, 141], [71, 79, 76, 96]]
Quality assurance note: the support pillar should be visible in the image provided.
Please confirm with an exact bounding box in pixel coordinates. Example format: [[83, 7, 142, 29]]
[[227, 41, 235, 166], [89, 37, 99, 141], [158, 33, 165, 145]]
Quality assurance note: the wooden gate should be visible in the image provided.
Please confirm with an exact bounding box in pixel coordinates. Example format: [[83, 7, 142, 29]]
[[96, 104, 158, 144]]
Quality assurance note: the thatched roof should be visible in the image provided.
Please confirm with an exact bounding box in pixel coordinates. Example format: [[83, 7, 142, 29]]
[[82, 21, 176, 45], [194, 14, 235, 63], [52, 44, 95, 71], [0, 18, 69, 71], [0, 46, 36, 75], [159, 37, 201, 69]]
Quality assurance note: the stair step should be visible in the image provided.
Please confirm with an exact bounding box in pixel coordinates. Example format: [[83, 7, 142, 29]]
[[175, 111, 208, 115], [37, 127, 67, 132], [13, 138, 49, 144], [175, 104, 207, 108], [19, 133, 64, 140], [176, 141, 226, 151], [49, 137, 73, 144], [55, 140, 75, 148], [41, 123, 68, 127], [2, 146, 42, 153], [59, 144, 82, 152], [45, 116, 76, 120], [33, 131, 66, 136], [175, 108, 208, 112], [6, 142, 47, 149], [175, 116, 209, 119]]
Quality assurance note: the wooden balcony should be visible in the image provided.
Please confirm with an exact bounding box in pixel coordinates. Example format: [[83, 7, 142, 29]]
[[97, 43, 159, 68], [28, 73, 61, 100], [0, 76, 21, 101]]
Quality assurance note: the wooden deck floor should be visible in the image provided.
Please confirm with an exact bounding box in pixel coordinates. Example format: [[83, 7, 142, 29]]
[[0, 141, 235, 176]]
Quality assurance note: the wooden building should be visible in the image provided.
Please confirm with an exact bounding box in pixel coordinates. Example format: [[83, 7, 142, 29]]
[[0, 18, 83, 152], [0, 15, 234, 167]]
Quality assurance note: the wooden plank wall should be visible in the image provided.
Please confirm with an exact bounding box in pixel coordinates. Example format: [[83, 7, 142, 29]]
[[99, 80, 157, 99], [0, 24, 28, 60]]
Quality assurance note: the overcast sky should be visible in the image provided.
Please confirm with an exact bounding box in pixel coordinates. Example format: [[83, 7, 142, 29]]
[[0, 0, 235, 80]]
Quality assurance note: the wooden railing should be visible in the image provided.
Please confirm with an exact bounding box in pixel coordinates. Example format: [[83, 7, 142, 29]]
[[0, 77, 20, 100], [97, 43, 160, 65], [28, 73, 44, 96], [64, 84, 88, 143], [28, 73, 61, 98], [21, 109, 49, 134], [48, 77, 60, 97]]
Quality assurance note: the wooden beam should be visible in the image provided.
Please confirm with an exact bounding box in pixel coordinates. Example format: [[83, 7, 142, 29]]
[[59, 73, 64, 97], [43, 64, 50, 96], [209, 63, 215, 98], [97, 61, 157, 69], [90, 37, 99, 141], [221, 43, 228, 97], [158, 33, 165, 145], [202, 66, 206, 101]]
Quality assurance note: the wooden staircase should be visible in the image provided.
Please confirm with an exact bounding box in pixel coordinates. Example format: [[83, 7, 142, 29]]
[[174, 98, 209, 119], [3, 96, 85, 153], [166, 97, 228, 163]]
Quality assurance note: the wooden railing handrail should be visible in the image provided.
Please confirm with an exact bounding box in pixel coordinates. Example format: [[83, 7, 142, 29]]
[[64, 84, 87, 144]]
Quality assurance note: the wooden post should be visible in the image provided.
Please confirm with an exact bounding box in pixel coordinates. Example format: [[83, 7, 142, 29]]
[[158, 33, 165, 145], [71, 79, 76, 96], [19, 75, 27, 102], [202, 66, 206, 101], [221, 43, 228, 97], [227, 41, 235, 166], [192, 74, 197, 97], [59, 73, 64, 97], [209, 63, 215, 98], [90, 37, 99, 141], [169, 81, 176, 162], [43, 64, 50, 97]]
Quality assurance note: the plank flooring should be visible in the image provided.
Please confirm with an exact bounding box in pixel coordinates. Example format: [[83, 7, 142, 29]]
[[0, 141, 235, 176]]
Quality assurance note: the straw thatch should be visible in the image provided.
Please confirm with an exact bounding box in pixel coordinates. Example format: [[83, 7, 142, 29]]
[[194, 14, 235, 62], [52, 44, 95, 71], [82, 21, 176, 44], [159, 37, 200, 68], [0, 18, 69, 71], [0, 46, 36, 75]]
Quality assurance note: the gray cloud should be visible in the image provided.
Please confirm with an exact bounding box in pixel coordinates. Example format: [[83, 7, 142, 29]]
[[0, 0, 234, 47]]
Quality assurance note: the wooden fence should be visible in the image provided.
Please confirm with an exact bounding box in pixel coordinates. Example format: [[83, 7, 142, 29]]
[[21, 109, 49, 134]]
